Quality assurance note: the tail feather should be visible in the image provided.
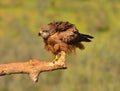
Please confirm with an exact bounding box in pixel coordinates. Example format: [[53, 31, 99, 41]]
[[76, 43, 85, 50], [79, 34, 94, 42], [81, 34, 94, 39]]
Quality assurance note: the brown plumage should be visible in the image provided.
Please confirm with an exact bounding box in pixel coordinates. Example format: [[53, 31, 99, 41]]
[[38, 21, 94, 55]]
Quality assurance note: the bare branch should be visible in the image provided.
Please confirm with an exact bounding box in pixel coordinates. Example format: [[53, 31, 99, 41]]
[[0, 51, 67, 82]]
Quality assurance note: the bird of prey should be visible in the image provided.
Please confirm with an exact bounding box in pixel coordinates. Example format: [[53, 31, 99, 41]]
[[38, 21, 94, 63]]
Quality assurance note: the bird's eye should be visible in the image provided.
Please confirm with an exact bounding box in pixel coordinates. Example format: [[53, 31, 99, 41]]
[[44, 30, 48, 32]]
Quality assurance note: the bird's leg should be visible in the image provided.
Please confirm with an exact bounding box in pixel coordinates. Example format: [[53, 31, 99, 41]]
[[53, 51, 66, 66], [52, 51, 66, 64], [52, 54, 61, 63], [57, 51, 66, 65]]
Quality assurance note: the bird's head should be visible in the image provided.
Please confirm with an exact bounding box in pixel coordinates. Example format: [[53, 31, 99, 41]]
[[38, 25, 51, 40], [38, 24, 57, 40]]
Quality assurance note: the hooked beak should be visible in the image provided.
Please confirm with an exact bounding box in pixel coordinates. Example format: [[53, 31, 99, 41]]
[[38, 32, 41, 36], [38, 31, 42, 36]]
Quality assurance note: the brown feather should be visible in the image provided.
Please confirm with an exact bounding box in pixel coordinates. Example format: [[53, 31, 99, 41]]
[[39, 21, 94, 55]]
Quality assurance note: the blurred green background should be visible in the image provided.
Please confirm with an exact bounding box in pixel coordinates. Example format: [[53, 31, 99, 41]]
[[0, 0, 120, 91]]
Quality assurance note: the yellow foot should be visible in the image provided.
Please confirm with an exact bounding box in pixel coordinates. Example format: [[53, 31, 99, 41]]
[[52, 54, 61, 63]]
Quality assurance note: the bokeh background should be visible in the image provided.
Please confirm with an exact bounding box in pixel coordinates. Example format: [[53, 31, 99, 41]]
[[0, 0, 120, 91]]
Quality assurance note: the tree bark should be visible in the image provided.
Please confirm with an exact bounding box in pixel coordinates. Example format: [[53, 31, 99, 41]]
[[0, 51, 67, 82]]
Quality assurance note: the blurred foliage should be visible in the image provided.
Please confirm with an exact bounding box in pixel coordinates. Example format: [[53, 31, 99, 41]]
[[0, 0, 120, 91]]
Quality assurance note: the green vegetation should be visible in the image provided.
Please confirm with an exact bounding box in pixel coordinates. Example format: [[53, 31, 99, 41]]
[[0, 0, 120, 91]]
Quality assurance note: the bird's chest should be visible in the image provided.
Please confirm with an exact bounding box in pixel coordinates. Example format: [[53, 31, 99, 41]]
[[45, 37, 57, 46], [46, 33, 61, 46]]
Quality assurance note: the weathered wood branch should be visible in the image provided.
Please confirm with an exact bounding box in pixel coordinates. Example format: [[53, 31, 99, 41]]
[[0, 51, 67, 82]]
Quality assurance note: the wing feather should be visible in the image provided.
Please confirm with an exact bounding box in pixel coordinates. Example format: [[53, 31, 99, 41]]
[[59, 28, 79, 43]]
